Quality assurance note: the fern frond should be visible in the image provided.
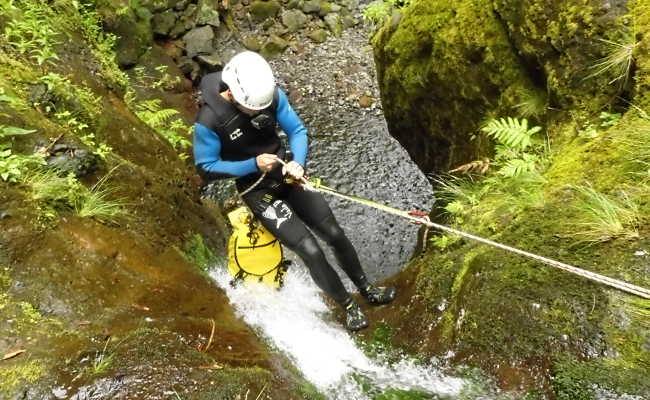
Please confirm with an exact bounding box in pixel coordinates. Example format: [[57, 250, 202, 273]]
[[481, 117, 541, 151], [136, 108, 179, 128], [497, 156, 538, 177]]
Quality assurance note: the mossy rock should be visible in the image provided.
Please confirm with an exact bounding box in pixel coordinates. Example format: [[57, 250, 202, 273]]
[[323, 13, 342, 36], [308, 28, 328, 43], [372, 0, 533, 173], [261, 34, 290, 59], [104, 7, 153, 67], [372, 0, 634, 174], [250, 0, 282, 22]]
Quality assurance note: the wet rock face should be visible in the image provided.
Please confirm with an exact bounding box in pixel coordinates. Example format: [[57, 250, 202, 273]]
[[373, 0, 632, 174]]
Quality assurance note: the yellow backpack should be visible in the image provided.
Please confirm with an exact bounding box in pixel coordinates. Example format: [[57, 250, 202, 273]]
[[227, 206, 288, 288]]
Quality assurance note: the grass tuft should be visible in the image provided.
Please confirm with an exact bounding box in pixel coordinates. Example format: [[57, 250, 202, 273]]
[[585, 37, 638, 88], [570, 185, 640, 244], [24, 167, 128, 223]]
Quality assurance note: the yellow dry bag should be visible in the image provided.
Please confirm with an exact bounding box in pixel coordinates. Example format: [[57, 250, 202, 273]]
[[227, 206, 288, 288]]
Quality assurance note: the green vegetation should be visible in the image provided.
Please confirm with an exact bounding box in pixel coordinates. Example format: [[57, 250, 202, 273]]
[[577, 111, 623, 139], [363, 0, 411, 25], [481, 117, 541, 154], [585, 36, 638, 89], [434, 117, 547, 228], [552, 357, 650, 400], [0, 360, 46, 397], [2, 0, 61, 65], [569, 185, 640, 244], [24, 168, 127, 223], [514, 88, 547, 120], [90, 337, 116, 375], [71, 1, 129, 89], [0, 127, 43, 182], [130, 98, 192, 158], [183, 233, 217, 272]]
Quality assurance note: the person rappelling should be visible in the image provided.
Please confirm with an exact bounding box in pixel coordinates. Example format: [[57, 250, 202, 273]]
[[192, 51, 396, 331]]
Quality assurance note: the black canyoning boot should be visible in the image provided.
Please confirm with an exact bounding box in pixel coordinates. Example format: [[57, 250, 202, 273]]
[[345, 302, 369, 331], [360, 285, 397, 305]]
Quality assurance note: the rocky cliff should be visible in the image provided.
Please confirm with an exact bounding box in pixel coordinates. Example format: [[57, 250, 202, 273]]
[[371, 0, 650, 397]]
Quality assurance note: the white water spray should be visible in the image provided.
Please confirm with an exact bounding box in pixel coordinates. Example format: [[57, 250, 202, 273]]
[[210, 266, 466, 399]]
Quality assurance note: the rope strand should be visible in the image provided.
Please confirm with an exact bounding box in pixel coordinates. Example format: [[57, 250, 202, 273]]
[[284, 170, 650, 300]]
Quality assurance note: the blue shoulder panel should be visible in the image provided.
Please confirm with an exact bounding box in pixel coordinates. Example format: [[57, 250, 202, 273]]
[[276, 89, 308, 167], [193, 123, 258, 177]]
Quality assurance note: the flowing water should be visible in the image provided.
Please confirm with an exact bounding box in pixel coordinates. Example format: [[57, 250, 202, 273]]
[[211, 267, 466, 399]]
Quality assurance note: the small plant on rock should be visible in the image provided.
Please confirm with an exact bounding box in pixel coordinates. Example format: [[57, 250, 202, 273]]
[[570, 184, 640, 244], [0, 124, 42, 182], [585, 35, 638, 89], [24, 168, 127, 223], [132, 99, 192, 158], [481, 117, 545, 179]]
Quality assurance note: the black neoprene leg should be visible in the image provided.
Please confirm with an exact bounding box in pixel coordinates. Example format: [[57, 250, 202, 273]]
[[311, 215, 369, 290], [290, 234, 352, 306], [242, 186, 352, 306], [285, 187, 370, 290]]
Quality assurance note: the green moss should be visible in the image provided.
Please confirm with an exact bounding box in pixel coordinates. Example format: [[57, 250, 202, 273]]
[[191, 367, 275, 400], [553, 357, 650, 399], [0, 360, 46, 397], [183, 233, 218, 272], [357, 322, 396, 359]]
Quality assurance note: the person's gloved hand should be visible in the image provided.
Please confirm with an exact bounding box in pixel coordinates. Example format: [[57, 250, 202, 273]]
[[256, 153, 278, 173], [282, 161, 304, 180]]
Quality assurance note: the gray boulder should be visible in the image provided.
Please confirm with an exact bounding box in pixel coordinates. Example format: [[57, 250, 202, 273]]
[[183, 26, 215, 58], [178, 57, 201, 82], [286, 0, 301, 9], [338, 0, 358, 10], [261, 35, 289, 59], [196, 52, 224, 72], [243, 36, 263, 52], [45, 143, 99, 178], [342, 15, 357, 28], [319, 1, 341, 16], [281, 9, 308, 32]]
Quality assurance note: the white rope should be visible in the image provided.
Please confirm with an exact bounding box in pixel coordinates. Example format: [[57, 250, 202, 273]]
[[292, 174, 650, 300], [238, 171, 267, 197]]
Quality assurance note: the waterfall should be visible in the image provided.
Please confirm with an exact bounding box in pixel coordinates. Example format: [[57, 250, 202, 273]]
[[210, 266, 466, 399]]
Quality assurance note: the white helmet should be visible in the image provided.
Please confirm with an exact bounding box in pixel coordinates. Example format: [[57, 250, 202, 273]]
[[221, 51, 275, 110]]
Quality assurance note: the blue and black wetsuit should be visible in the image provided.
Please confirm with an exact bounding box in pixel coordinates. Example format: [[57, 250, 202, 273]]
[[193, 72, 369, 306]]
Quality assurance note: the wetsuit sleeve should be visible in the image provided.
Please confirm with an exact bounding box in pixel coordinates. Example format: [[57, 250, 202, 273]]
[[193, 123, 258, 177], [276, 89, 308, 167]]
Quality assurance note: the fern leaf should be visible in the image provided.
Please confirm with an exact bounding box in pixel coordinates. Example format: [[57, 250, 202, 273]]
[[497, 157, 537, 177], [0, 125, 36, 137], [481, 117, 541, 151]]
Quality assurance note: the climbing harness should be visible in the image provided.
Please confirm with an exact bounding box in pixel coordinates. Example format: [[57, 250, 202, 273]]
[[275, 160, 650, 300]]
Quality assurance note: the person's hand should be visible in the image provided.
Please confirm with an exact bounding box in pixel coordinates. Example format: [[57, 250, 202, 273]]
[[256, 153, 278, 173], [282, 161, 304, 180]]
